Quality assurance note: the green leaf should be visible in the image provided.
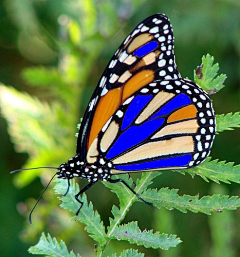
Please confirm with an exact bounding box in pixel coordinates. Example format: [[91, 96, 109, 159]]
[[106, 173, 160, 235], [216, 112, 240, 132], [103, 174, 137, 207], [142, 187, 240, 215], [209, 185, 235, 257], [110, 221, 181, 250], [104, 172, 160, 206], [54, 179, 107, 246], [184, 158, 240, 184], [194, 54, 226, 92], [108, 249, 145, 257], [28, 232, 81, 256]]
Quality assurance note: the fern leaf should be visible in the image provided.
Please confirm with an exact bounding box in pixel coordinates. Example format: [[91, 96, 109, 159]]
[[216, 113, 240, 132], [135, 172, 162, 193], [194, 54, 226, 92], [183, 158, 240, 184], [28, 232, 81, 257], [142, 187, 240, 215], [104, 173, 160, 207], [106, 173, 159, 233], [103, 174, 136, 207], [109, 221, 181, 250], [54, 179, 107, 245], [108, 249, 145, 257]]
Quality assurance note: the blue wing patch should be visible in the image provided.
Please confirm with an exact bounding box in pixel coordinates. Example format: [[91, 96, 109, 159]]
[[121, 94, 153, 130], [106, 117, 165, 160], [114, 154, 192, 171], [134, 41, 158, 57], [150, 93, 191, 120]]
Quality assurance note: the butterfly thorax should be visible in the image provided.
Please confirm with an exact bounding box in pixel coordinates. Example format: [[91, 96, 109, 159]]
[[57, 154, 112, 182]]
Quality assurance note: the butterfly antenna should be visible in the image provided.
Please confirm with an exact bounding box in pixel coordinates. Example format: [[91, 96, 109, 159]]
[[28, 173, 58, 224], [10, 167, 58, 174]]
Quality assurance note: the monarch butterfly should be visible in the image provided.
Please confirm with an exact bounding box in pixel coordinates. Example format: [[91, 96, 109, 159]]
[[12, 13, 216, 222]]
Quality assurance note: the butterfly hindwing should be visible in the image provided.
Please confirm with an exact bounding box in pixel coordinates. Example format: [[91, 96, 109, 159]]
[[77, 14, 180, 158], [86, 78, 215, 173]]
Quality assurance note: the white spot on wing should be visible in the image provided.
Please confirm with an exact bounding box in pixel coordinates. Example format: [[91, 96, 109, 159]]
[[116, 110, 123, 118], [149, 26, 159, 33], [140, 26, 149, 32], [132, 29, 140, 37], [109, 74, 119, 84], [89, 96, 99, 111], [109, 59, 117, 69], [123, 96, 134, 105], [101, 87, 108, 96], [123, 35, 130, 45], [119, 51, 128, 63], [99, 76, 106, 88], [158, 59, 166, 67], [102, 118, 112, 132], [155, 19, 162, 24], [158, 36, 166, 42]]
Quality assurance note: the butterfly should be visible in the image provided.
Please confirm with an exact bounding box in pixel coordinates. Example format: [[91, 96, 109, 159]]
[[12, 13, 216, 221]]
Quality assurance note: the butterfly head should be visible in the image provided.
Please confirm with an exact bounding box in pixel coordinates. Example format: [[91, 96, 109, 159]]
[[56, 155, 83, 180]]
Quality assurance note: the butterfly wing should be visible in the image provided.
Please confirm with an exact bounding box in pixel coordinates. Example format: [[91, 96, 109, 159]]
[[77, 14, 180, 160], [86, 78, 215, 173]]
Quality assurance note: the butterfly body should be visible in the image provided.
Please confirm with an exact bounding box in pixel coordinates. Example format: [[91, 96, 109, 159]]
[[56, 13, 215, 211]]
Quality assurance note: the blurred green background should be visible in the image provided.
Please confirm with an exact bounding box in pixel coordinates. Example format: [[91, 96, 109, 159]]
[[1, 0, 240, 256]]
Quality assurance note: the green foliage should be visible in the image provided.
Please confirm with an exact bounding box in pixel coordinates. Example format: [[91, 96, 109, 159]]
[[54, 179, 107, 245], [31, 178, 181, 255], [1, 2, 240, 256], [142, 186, 240, 215], [109, 221, 181, 250], [29, 233, 81, 257], [183, 158, 240, 184], [216, 112, 240, 133], [194, 54, 226, 92], [109, 249, 145, 257]]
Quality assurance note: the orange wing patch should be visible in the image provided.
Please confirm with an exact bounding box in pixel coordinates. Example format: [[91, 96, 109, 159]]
[[88, 87, 123, 149], [167, 105, 197, 123], [88, 70, 155, 150], [122, 70, 154, 101]]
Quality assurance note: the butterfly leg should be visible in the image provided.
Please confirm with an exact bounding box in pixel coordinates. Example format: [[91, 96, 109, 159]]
[[108, 178, 152, 206], [62, 179, 70, 196], [75, 181, 95, 215]]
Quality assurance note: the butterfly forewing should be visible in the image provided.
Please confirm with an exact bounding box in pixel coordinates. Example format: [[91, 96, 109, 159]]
[[77, 14, 181, 158]]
